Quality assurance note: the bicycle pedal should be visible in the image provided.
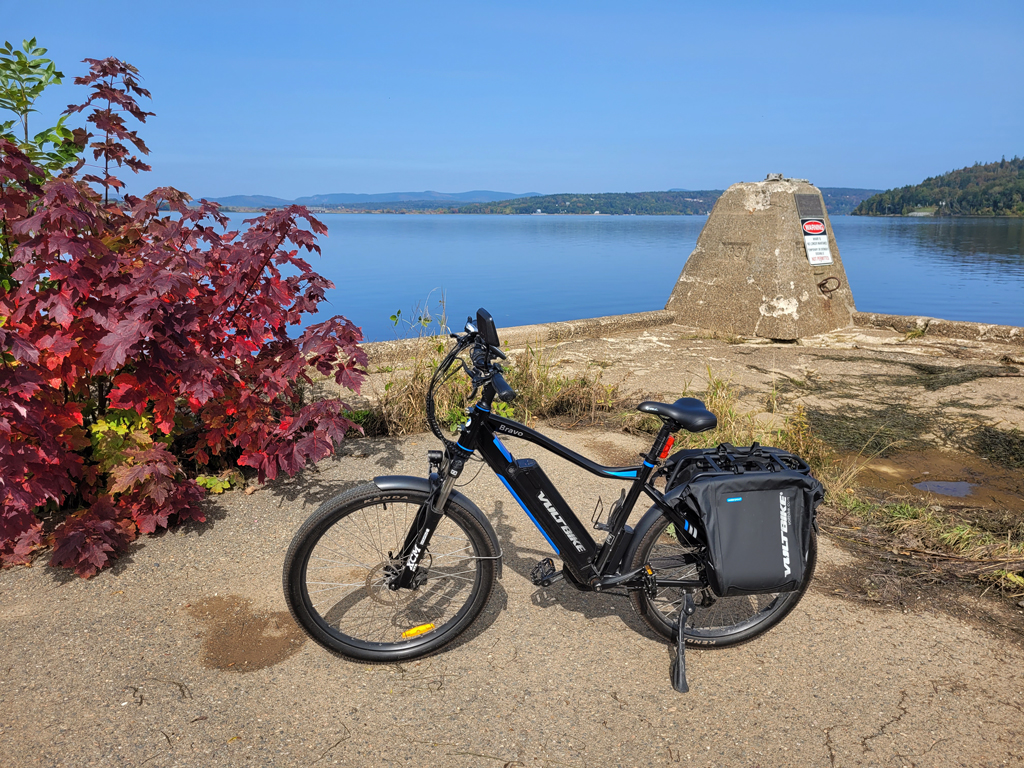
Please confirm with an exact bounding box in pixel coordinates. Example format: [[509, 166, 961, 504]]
[[529, 557, 563, 587], [641, 564, 658, 600]]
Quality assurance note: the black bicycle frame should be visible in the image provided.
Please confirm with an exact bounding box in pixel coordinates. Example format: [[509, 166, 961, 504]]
[[448, 396, 688, 587]]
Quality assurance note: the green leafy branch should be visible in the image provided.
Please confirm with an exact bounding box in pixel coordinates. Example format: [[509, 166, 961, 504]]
[[0, 38, 84, 172]]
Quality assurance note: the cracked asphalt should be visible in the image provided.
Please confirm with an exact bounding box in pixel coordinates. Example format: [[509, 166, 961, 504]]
[[2, 324, 1023, 767]]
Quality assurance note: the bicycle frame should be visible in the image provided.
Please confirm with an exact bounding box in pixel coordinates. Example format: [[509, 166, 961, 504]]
[[412, 390, 705, 592]]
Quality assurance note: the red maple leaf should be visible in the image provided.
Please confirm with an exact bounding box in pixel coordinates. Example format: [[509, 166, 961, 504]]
[[94, 318, 153, 372]]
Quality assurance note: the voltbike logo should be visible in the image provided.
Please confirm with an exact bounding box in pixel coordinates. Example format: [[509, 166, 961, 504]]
[[537, 491, 587, 553], [779, 494, 792, 577], [802, 220, 826, 235]]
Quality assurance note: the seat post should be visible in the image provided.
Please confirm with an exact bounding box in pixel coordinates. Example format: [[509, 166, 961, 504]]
[[645, 422, 675, 464], [593, 421, 674, 577]]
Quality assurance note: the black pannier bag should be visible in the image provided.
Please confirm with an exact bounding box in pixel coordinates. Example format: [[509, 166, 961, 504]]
[[662, 443, 823, 597]]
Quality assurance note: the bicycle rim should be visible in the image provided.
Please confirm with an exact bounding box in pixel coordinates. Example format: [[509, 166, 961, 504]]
[[289, 489, 491, 658]]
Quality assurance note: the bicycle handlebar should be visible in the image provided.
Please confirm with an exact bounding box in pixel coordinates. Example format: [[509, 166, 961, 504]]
[[426, 315, 516, 448], [492, 372, 517, 403]]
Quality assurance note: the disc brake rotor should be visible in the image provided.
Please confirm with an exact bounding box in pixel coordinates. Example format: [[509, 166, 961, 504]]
[[366, 562, 409, 606], [364, 555, 432, 606]]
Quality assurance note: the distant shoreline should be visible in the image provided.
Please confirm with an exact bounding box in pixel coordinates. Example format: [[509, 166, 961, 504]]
[[217, 207, 714, 215], [216, 207, 1020, 219], [208, 187, 881, 217]]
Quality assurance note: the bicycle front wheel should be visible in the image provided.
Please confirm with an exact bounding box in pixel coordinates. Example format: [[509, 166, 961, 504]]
[[629, 512, 816, 648], [284, 483, 496, 662]]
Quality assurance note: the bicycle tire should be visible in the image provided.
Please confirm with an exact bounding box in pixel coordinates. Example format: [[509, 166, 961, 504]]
[[628, 512, 816, 649], [284, 482, 496, 662]]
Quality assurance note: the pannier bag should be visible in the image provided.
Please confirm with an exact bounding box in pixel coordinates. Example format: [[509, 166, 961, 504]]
[[663, 443, 823, 597]]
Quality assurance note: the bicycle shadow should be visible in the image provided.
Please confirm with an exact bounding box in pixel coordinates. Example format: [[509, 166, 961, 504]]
[[488, 499, 664, 643]]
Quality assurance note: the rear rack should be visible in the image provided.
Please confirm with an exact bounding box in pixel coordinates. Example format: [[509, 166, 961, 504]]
[[662, 442, 812, 489]]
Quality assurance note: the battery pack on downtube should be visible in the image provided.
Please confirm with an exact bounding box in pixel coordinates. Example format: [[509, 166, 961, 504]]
[[507, 459, 597, 575]]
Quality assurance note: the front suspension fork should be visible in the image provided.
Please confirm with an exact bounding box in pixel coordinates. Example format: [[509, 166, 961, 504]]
[[391, 454, 466, 590]]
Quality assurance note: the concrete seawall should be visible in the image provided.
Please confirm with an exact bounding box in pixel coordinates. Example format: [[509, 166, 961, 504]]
[[362, 309, 1024, 364], [852, 311, 1024, 345]]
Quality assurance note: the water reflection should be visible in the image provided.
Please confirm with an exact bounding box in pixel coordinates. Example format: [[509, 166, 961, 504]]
[[832, 217, 1024, 326]]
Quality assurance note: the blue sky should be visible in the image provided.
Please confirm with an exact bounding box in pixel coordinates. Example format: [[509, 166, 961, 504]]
[[5, 1, 1022, 199]]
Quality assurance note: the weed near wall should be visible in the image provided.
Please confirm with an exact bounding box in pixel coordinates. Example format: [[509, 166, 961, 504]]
[[366, 338, 624, 437]]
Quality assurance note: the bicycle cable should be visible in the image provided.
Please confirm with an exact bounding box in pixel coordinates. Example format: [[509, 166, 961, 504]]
[[426, 333, 475, 451], [455, 453, 485, 487]]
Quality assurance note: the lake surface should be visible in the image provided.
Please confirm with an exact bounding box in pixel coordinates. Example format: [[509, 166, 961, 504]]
[[224, 213, 1024, 341]]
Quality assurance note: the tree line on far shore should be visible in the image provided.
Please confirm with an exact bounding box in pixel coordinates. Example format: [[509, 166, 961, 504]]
[[453, 191, 722, 215], [853, 157, 1024, 217]]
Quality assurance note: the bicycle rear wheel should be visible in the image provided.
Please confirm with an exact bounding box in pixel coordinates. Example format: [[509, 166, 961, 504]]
[[284, 483, 496, 662], [629, 513, 816, 648]]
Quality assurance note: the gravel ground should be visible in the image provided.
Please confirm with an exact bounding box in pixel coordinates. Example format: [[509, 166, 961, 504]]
[[2, 424, 1023, 768]]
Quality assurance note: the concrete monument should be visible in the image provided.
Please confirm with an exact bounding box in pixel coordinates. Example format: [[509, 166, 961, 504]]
[[665, 175, 856, 340]]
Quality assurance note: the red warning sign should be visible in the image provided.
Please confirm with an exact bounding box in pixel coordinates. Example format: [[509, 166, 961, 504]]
[[800, 217, 833, 265]]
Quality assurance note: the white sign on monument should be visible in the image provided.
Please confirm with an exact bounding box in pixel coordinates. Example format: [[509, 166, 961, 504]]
[[800, 218, 833, 265]]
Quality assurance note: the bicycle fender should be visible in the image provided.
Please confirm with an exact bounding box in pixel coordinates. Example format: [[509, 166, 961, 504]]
[[373, 475, 503, 579], [620, 503, 687, 571]]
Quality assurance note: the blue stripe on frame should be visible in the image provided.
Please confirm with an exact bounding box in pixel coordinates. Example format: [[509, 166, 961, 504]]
[[497, 475, 559, 554], [493, 437, 513, 461]]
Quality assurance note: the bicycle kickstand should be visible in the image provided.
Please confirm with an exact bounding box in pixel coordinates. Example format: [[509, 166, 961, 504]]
[[671, 593, 697, 693]]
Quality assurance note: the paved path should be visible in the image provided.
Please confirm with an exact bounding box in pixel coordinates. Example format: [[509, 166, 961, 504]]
[[2, 424, 1023, 767]]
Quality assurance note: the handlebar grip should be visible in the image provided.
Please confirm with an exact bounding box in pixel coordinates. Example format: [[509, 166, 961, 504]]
[[492, 372, 517, 403]]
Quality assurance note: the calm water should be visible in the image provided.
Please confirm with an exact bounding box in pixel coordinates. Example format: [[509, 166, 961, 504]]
[[224, 213, 1024, 341]]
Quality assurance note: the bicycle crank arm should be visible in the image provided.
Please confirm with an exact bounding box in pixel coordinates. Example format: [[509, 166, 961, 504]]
[[593, 564, 657, 595]]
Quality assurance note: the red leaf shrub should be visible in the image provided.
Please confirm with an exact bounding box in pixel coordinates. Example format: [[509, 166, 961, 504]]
[[0, 57, 366, 576]]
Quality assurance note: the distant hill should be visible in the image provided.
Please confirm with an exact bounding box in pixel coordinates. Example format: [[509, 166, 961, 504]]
[[205, 190, 540, 209], [820, 187, 883, 215], [456, 191, 722, 215], [206, 187, 883, 215], [853, 158, 1024, 216], [455, 188, 881, 216], [296, 190, 540, 205], [204, 194, 294, 208]]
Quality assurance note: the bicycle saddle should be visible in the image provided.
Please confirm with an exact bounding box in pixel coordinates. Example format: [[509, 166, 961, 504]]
[[637, 398, 717, 433]]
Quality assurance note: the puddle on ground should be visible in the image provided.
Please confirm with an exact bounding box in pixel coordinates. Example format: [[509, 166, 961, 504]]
[[913, 481, 977, 497], [852, 448, 1024, 513], [187, 595, 306, 672]]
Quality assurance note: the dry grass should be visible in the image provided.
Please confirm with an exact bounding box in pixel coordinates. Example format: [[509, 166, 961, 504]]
[[828, 496, 1024, 596], [365, 338, 624, 437], [502, 344, 623, 424], [365, 336, 468, 436]]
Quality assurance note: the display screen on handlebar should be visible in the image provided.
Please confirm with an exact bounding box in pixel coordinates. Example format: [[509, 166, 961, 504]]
[[476, 308, 500, 348]]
